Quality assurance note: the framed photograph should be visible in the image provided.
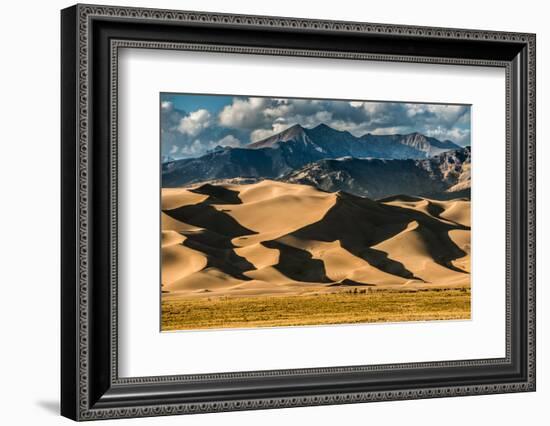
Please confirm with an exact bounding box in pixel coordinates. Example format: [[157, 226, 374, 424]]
[[61, 4, 536, 421]]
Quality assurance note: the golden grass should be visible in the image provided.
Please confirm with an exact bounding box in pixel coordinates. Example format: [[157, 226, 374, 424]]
[[161, 288, 470, 331]]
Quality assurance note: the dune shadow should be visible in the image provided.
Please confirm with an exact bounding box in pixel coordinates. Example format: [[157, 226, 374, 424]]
[[380, 202, 469, 272], [424, 201, 446, 219], [425, 189, 471, 201], [190, 183, 242, 205], [164, 203, 254, 240], [377, 194, 425, 203], [164, 200, 257, 280], [289, 193, 421, 280], [263, 240, 331, 283], [291, 192, 468, 278], [183, 229, 256, 280]]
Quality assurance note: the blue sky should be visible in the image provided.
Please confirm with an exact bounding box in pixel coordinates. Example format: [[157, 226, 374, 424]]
[[160, 93, 471, 159], [165, 94, 233, 116]]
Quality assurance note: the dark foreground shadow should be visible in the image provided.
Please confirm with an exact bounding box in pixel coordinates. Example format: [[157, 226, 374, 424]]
[[35, 400, 59, 415]]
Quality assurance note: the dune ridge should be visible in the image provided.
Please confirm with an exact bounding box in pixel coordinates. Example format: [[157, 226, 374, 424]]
[[161, 180, 470, 297]]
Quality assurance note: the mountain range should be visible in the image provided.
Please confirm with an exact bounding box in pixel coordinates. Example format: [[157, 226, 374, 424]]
[[248, 123, 460, 158], [283, 146, 471, 199], [162, 123, 468, 199]]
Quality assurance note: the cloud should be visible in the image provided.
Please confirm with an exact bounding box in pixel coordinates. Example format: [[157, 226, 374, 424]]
[[425, 126, 471, 145], [160, 104, 250, 158], [174, 135, 244, 158], [404, 104, 469, 127], [178, 109, 212, 137], [219, 97, 268, 129], [218, 97, 470, 145], [250, 121, 302, 142], [179, 140, 204, 157], [161, 101, 173, 110], [217, 134, 241, 148], [250, 128, 276, 142], [161, 96, 471, 159], [161, 105, 185, 132]]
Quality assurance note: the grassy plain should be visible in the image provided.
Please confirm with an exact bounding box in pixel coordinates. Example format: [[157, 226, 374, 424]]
[[161, 288, 470, 331]]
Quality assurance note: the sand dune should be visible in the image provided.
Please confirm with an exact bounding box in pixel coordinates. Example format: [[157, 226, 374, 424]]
[[161, 180, 470, 296], [448, 229, 471, 273], [380, 195, 470, 227], [439, 200, 471, 227], [223, 181, 337, 247], [161, 187, 209, 210], [372, 221, 469, 285], [234, 243, 280, 269], [161, 231, 207, 287]]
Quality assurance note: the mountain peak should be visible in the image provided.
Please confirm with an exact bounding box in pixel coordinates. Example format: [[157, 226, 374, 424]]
[[281, 123, 306, 137], [248, 123, 307, 149], [245, 122, 460, 158], [313, 123, 331, 130], [310, 123, 348, 134]]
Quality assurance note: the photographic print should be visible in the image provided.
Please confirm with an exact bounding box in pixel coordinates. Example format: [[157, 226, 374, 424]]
[[160, 94, 471, 331]]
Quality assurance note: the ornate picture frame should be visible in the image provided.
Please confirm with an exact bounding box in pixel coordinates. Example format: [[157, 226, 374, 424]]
[[61, 4, 535, 421]]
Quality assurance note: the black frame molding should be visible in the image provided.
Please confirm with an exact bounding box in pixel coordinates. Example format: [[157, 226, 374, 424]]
[[61, 4, 536, 421]]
